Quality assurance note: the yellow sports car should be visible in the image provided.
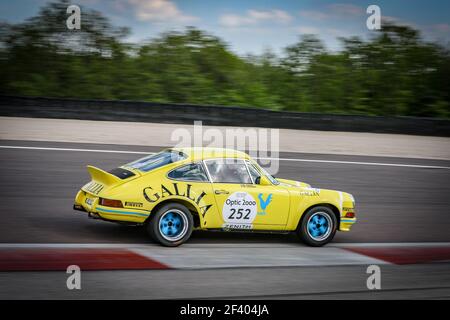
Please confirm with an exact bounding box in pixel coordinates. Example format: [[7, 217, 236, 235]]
[[74, 147, 356, 246]]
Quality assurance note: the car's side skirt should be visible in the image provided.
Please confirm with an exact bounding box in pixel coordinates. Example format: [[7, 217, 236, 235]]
[[201, 228, 292, 235]]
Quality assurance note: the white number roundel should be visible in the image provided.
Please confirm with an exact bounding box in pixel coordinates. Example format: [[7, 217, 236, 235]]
[[222, 192, 257, 224]]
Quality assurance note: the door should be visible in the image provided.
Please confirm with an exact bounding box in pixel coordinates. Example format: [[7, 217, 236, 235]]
[[204, 158, 290, 230]]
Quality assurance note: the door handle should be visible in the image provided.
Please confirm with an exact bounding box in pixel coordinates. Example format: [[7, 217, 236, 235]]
[[215, 190, 230, 195]]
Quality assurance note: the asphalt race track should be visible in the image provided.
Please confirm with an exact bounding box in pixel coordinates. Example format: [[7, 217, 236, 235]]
[[1, 139, 449, 244], [1, 139, 450, 299]]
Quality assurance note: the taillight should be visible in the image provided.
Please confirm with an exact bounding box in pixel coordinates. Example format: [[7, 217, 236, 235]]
[[345, 212, 355, 218], [99, 198, 123, 208]]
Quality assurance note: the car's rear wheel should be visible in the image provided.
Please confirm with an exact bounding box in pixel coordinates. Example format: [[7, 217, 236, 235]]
[[147, 203, 193, 247], [298, 206, 337, 246]]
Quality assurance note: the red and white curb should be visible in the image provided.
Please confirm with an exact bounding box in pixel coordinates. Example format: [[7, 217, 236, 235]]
[[0, 243, 449, 271]]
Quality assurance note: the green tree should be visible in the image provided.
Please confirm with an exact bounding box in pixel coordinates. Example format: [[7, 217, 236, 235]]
[[1, 0, 449, 118]]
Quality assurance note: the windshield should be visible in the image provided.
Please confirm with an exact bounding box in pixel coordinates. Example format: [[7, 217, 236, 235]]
[[124, 150, 187, 172]]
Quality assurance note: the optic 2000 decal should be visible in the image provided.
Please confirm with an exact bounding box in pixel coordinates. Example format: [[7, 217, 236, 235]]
[[222, 192, 257, 229]]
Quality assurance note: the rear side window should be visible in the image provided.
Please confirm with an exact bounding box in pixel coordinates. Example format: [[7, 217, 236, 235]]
[[168, 163, 209, 182], [125, 150, 187, 172]]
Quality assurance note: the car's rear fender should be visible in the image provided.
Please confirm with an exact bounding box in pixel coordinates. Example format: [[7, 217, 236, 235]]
[[144, 197, 203, 228]]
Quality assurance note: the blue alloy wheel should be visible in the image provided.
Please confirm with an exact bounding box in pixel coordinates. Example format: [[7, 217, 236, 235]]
[[159, 209, 188, 242], [306, 212, 332, 241]]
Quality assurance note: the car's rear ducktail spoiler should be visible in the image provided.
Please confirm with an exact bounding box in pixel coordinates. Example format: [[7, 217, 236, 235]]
[[87, 165, 121, 186]]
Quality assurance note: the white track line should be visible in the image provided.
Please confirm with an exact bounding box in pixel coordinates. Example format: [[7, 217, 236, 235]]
[[1, 145, 449, 169], [0, 243, 392, 268], [0, 145, 149, 155], [2, 242, 450, 269], [256, 156, 450, 169]]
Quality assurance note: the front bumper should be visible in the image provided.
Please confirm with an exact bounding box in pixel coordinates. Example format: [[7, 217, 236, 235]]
[[339, 217, 357, 231]]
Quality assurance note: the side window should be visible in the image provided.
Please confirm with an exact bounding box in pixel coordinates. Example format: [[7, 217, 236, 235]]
[[246, 161, 261, 183], [205, 159, 252, 184], [248, 160, 279, 185], [168, 163, 209, 182]]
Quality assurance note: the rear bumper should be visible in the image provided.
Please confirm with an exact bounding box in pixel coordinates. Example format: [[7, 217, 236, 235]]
[[73, 204, 103, 219], [73, 203, 86, 212], [74, 190, 149, 223]]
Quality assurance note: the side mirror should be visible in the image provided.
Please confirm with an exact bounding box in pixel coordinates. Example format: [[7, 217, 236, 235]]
[[258, 175, 272, 186]]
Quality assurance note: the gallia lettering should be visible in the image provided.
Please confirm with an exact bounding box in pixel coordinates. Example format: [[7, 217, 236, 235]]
[[143, 183, 212, 217]]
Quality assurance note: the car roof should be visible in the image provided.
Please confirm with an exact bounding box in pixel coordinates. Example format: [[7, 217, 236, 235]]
[[170, 147, 250, 161]]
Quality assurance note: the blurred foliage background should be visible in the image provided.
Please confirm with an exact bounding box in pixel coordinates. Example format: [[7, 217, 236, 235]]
[[0, 0, 449, 117]]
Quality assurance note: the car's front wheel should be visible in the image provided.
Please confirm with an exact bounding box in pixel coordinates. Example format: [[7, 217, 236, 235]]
[[298, 206, 337, 246], [147, 203, 193, 247]]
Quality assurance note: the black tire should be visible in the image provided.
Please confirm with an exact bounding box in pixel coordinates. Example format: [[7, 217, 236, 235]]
[[147, 203, 194, 247], [298, 206, 337, 247]]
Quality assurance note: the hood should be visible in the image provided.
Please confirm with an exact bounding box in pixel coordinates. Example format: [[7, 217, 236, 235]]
[[276, 178, 311, 188]]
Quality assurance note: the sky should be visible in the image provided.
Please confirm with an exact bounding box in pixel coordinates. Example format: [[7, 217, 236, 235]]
[[1, 0, 449, 55]]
